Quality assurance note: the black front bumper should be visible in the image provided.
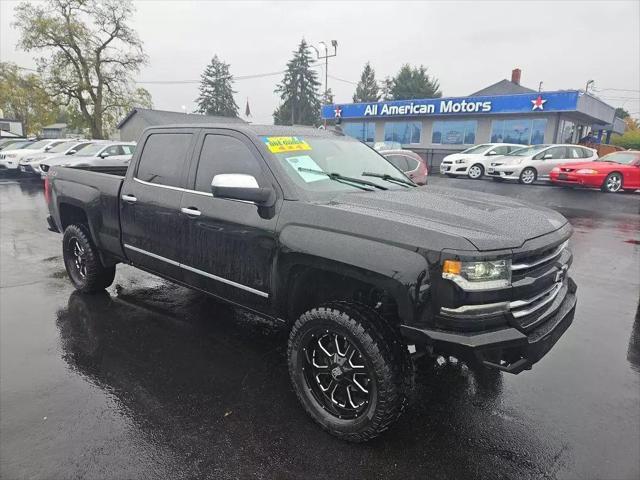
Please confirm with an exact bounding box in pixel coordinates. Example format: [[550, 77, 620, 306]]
[[400, 278, 577, 374]]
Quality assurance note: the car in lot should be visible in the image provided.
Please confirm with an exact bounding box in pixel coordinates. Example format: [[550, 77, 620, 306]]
[[40, 141, 136, 177], [486, 144, 597, 184], [0, 138, 29, 151], [550, 150, 640, 193], [439, 143, 523, 179], [19, 139, 93, 176], [0, 138, 68, 172], [45, 124, 577, 441], [380, 149, 428, 185]]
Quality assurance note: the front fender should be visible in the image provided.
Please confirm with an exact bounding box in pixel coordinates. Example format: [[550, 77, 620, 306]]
[[274, 224, 431, 323]]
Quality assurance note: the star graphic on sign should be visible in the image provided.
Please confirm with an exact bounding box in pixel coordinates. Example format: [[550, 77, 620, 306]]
[[531, 95, 547, 110], [334, 106, 342, 118]]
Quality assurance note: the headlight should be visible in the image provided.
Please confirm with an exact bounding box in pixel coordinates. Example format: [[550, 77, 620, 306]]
[[454, 159, 466, 164], [576, 168, 598, 174], [442, 259, 511, 290], [551, 167, 560, 173]]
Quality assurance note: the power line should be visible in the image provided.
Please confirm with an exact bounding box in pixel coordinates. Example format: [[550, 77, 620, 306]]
[[136, 63, 324, 85]]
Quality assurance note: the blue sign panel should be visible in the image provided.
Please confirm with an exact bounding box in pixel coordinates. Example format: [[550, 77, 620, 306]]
[[321, 91, 580, 120]]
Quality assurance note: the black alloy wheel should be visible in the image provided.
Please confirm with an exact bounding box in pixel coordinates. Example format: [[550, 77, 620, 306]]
[[288, 302, 411, 442], [63, 224, 116, 292]]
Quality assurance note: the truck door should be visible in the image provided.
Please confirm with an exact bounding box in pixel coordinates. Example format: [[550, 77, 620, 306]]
[[179, 130, 280, 313], [120, 129, 197, 281]]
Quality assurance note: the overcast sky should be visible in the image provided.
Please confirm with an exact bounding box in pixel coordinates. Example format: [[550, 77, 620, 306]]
[[1, 0, 639, 124]]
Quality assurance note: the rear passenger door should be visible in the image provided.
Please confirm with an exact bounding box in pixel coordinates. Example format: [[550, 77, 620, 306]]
[[179, 130, 280, 312], [534, 146, 567, 177], [120, 129, 197, 280]]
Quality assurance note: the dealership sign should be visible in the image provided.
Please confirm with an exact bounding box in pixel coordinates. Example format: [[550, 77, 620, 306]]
[[321, 91, 580, 120]]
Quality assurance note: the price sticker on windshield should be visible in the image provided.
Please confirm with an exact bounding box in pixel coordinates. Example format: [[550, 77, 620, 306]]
[[263, 136, 311, 154]]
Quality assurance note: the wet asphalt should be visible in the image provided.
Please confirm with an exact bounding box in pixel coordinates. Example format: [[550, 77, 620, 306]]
[[0, 174, 638, 480]]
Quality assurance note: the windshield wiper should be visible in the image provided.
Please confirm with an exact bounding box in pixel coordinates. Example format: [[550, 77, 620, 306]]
[[297, 168, 387, 191], [361, 171, 415, 187]]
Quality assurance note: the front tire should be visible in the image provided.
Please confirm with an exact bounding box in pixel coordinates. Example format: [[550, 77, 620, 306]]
[[467, 164, 484, 179], [601, 172, 623, 193], [519, 167, 537, 185], [63, 224, 115, 292], [287, 302, 411, 442]]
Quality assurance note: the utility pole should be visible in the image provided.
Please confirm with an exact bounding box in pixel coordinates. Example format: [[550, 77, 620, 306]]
[[311, 40, 338, 125], [538, 81, 543, 92]]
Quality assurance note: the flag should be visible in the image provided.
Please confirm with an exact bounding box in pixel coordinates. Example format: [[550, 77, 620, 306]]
[[245, 98, 251, 118]]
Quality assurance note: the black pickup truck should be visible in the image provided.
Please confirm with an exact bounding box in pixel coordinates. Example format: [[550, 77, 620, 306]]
[[46, 124, 577, 441]]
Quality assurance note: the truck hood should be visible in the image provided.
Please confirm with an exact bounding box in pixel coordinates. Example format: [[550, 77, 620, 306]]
[[326, 186, 568, 251]]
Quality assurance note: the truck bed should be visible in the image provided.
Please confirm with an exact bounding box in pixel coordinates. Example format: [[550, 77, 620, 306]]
[[48, 165, 126, 261]]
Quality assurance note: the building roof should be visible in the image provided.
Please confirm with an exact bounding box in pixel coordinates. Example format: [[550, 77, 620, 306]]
[[470, 79, 536, 96], [43, 123, 68, 129], [117, 108, 246, 129]]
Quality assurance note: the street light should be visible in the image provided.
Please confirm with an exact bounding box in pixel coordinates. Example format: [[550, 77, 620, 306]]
[[311, 40, 338, 103]]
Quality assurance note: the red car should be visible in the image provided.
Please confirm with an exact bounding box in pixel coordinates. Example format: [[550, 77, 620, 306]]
[[381, 149, 429, 185], [550, 150, 640, 193]]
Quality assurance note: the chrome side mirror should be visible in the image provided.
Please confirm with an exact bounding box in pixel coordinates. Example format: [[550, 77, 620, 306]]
[[543, 154, 553, 160], [211, 174, 273, 205]]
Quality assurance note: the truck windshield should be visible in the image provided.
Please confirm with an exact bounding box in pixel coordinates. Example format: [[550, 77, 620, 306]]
[[264, 135, 412, 192]]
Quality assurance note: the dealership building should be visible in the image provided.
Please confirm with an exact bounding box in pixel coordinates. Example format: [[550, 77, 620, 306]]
[[321, 69, 625, 165]]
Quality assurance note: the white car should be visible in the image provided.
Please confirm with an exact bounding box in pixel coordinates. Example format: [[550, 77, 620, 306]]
[[40, 141, 136, 177], [486, 144, 598, 184], [0, 139, 68, 171], [19, 139, 93, 176], [439, 143, 524, 179]]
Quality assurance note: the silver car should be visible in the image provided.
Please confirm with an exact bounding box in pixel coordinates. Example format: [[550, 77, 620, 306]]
[[19, 139, 93, 176], [486, 144, 598, 184], [40, 141, 136, 177]]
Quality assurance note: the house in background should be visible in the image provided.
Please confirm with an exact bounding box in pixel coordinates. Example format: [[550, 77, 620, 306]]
[[0, 118, 25, 138], [117, 108, 246, 141], [41, 123, 68, 139]]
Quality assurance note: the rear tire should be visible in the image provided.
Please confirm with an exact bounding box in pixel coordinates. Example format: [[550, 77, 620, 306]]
[[287, 301, 412, 442], [601, 172, 623, 193], [467, 164, 484, 179], [519, 167, 537, 185], [63, 224, 115, 293]]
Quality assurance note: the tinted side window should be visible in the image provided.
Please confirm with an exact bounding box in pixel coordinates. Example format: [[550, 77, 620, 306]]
[[195, 135, 263, 192], [491, 146, 509, 155], [569, 147, 584, 159], [137, 133, 192, 187], [403, 156, 419, 171], [385, 154, 409, 171], [104, 145, 124, 156], [580, 147, 593, 158], [536, 147, 566, 160]]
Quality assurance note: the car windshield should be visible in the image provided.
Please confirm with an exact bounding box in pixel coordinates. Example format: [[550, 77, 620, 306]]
[[74, 143, 106, 156], [510, 145, 549, 156], [26, 140, 53, 150], [599, 151, 640, 165], [6, 141, 32, 150], [47, 141, 78, 153], [462, 144, 492, 154], [265, 135, 410, 193]]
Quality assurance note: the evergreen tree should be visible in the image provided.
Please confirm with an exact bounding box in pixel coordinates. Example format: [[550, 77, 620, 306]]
[[195, 55, 238, 117], [352, 62, 380, 103], [273, 39, 321, 126], [389, 64, 442, 100], [381, 77, 394, 101]]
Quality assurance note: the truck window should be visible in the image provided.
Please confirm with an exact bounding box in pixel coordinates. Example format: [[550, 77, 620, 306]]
[[136, 133, 192, 187], [194, 134, 263, 192]]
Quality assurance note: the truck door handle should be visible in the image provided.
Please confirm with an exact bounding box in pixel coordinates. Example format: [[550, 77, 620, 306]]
[[121, 194, 137, 203], [181, 207, 201, 217]]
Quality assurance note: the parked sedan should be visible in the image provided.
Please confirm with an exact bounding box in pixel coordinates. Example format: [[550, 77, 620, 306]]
[[40, 141, 136, 177], [439, 143, 523, 179], [381, 149, 428, 185], [19, 139, 93, 176], [550, 150, 640, 193], [486, 144, 597, 184]]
